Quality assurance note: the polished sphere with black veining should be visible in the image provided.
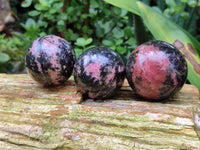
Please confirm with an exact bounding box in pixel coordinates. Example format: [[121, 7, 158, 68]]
[[26, 35, 76, 87], [73, 47, 125, 99], [126, 41, 188, 100]]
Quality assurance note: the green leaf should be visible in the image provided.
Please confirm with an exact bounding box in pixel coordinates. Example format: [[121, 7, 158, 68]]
[[174, 5, 183, 13], [180, 12, 189, 19], [74, 48, 83, 58], [115, 39, 123, 46], [104, 0, 140, 16], [66, 6, 74, 14], [21, 0, 32, 8], [25, 18, 37, 28], [57, 20, 65, 32], [0, 53, 10, 63], [120, 9, 128, 17], [82, 26, 89, 33], [95, 25, 105, 38], [165, 0, 176, 7], [39, 32, 47, 37], [103, 40, 114, 47], [188, 0, 198, 7], [85, 38, 93, 45], [75, 38, 86, 47], [49, 8, 57, 14], [39, 0, 48, 6], [124, 27, 133, 37], [116, 47, 126, 55], [52, 3, 63, 10], [90, 0, 99, 8], [57, 20, 65, 26], [127, 37, 136, 46], [28, 10, 41, 16], [57, 13, 68, 20], [64, 29, 79, 41], [35, 4, 48, 11], [113, 7, 121, 15], [112, 27, 124, 39], [37, 20, 48, 28], [180, 0, 189, 3]]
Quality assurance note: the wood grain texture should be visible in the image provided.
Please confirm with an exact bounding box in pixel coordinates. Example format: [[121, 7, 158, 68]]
[[0, 74, 199, 149]]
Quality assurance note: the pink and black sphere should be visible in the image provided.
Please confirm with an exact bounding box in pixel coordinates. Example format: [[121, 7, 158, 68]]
[[25, 35, 76, 87], [73, 47, 125, 99], [126, 41, 188, 100]]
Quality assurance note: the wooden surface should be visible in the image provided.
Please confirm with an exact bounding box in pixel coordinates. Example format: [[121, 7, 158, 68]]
[[0, 74, 199, 149]]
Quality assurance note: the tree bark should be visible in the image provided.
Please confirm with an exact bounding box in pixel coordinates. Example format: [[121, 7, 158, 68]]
[[0, 74, 199, 149]]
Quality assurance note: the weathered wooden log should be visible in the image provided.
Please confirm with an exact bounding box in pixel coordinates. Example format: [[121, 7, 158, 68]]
[[0, 74, 199, 149]]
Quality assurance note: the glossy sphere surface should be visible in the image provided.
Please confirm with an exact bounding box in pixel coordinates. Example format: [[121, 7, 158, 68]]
[[126, 41, 188, 100], [73, 47, 125, 99], [26, 35, 75, 87]]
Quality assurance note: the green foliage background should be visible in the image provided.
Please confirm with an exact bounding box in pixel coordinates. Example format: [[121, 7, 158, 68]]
[[0, 0, 199, 73]]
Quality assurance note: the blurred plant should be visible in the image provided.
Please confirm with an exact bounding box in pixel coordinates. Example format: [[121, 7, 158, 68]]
[[74, 37, 94, 58], [0, 34, 26, 73], [163, 0, 198, 34], [19, 0, 137, 59], [4, 0, 199, 73]]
